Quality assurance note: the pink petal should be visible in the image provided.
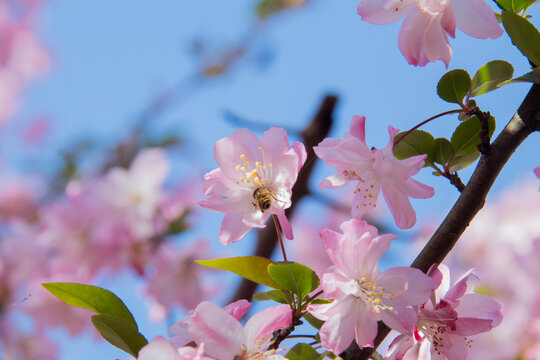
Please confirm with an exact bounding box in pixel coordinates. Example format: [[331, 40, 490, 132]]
[[451, 0, 503, 39], [214, 129, 260, 180], [351, 177, 381, 220], [357, 0, 412, 25], [319, 172, 351, 190], [317, 296, 359, 353], [455, 293, 502, 327], [380, 307, 418, 335], [276, 210, 293, 240], [291, 141, 308, 172], [381, 177, 417, 229], [398, 9, 432, 67], [201, 168, 235, 196], [189, 302, 243, 360], [219, 212, 252, 245], [243, 305, 292, 350], [534, 166, 540, 178], [349, 115, 367, 142], [423, 10, 452, 67], [382, 267, 438, 306], [138, 337, 181, 360], [405, 178, 435, 199], [386, 334, 414, 360], [223, 299, 251, 321], [361, 233, 396, 277]]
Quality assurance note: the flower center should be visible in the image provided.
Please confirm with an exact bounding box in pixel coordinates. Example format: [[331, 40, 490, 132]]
[[356, 275, 394, 313], [342, 169, 378, 210], [234, 149, 274, 187], [416, 312, 472, 355]]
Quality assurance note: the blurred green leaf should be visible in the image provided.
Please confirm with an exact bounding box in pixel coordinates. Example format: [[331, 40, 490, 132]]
[[42, 283, 137, 329], [437, 69, 471, 104], [501, 69, 540, 84], [196, 256, 283, 289], [91, 314, 148, 357], [502, 10, 540, 66], [267, 262, 319, 299], [468, 60, 514, 96]]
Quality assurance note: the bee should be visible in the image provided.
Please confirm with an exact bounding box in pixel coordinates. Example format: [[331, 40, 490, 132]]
[[253, 187, 280, 213]]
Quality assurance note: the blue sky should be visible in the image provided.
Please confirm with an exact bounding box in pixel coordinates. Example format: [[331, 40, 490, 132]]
[[2, 1, 539, 358]]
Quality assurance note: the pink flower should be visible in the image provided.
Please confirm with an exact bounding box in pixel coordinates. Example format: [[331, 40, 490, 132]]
[[314, 115, 433, 229], [174, 301, 291, 360], [357, 0, 503, 66], [535, 166, 540, 179], [308, 219, 437, 354], [200, 127, 306, 245], [386, 264, 502, 360]]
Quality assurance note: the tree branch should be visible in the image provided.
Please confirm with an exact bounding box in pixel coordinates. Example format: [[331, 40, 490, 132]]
[[230, 94, 338, 303], [342, 84, 540, 359]]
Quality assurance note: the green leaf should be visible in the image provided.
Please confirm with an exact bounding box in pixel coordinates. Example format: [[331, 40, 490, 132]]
[[502, 10, 540, 66], [468, 60, 514, 96], [196, 256, 283, 289], [500, 69, 540, 85], [91, 314, 148, 357], [42, 283, 137, 329], [495, 0, 536, 13], [309, 298, 332, 304], [451, 116, 496, 155], [433, 138, 455, 165], [253, 289, 294, 304], [393, 130, 436, 167], [449, 152, 481, 172], [303, 312, 325, 330], [286, 343, 324, 360], [449, 116, 496, 171], [437, 69, 471, 104], [267, 262, 320, 299]]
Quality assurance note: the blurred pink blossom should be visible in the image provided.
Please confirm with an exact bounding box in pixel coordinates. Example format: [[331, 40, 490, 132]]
[[357, 0, 503, 66], [308, 219, 437, 354], [145, 240, 214, 311], [315, 115, 434, 229], [200, 127, 306, 245]]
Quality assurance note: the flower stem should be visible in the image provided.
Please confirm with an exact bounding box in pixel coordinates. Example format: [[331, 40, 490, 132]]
[[272, 214, 288, 261], [393, 109, 462, 147]]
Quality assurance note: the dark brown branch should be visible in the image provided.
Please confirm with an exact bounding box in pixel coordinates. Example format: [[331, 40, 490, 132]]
[[342, 84, 540, 359], [230, 94, 338, 303]]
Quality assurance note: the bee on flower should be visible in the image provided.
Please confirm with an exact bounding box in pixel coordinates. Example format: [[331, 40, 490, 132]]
[[200, 127, 306, 245]]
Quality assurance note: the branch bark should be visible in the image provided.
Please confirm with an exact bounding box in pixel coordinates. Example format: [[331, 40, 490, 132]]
[[230, 94, 338, 303], [342, 84, 540, 359]]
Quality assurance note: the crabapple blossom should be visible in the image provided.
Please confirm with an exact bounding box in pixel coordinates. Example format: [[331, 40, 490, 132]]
[[357, 0, 503, 66], [170, 300, 291, 360], [314, 115, 434, 229], [386, 264, 502, 360], [308, 219, 438, 354], [200, 127, 306, 245]]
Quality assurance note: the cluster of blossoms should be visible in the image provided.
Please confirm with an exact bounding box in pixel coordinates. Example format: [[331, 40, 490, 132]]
[[357, 0, 503, 66], [0, 149, 212, 358], [196, 118, 503, 358], [138, 300, 292, 360], [0, 0, 49, 125]]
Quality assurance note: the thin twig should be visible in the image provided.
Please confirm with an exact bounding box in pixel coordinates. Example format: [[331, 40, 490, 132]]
[[272, 214, 287, 261]]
